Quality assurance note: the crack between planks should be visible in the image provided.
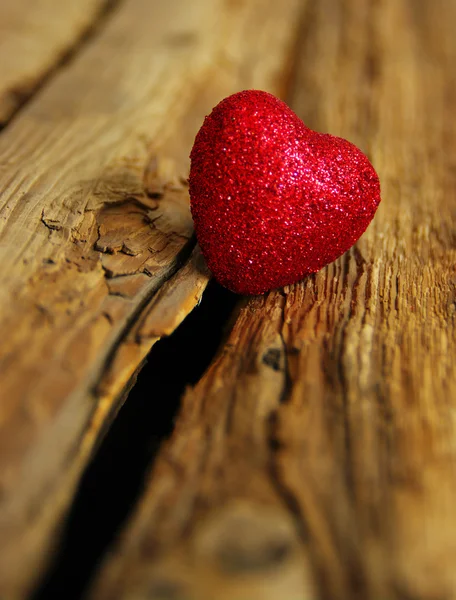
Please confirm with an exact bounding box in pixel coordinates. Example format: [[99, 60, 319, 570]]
[[10, 235, 197, 537], [0, 0, 123, 132], [92, 235, 198, 394], [31, 280, 239, 600]]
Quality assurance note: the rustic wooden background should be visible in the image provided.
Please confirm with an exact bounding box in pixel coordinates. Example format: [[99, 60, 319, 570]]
[[1, 0, 456, 598]]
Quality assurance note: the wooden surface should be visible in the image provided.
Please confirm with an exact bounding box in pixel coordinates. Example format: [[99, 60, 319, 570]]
[[1, 0, 456, 599], [90, 1, 456, 599], [0, 0, 301, 597], [0, 0, 112, 123]]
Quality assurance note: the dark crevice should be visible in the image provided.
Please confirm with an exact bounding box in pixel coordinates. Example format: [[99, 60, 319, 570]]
[[32, 280, 239, 600], [0, 0, 122, 132]]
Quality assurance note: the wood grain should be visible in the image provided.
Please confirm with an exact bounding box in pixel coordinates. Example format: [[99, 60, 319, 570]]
[[90, 1, 456, 599], [0, 0, 302, 597], [0, 0, 113, 124]]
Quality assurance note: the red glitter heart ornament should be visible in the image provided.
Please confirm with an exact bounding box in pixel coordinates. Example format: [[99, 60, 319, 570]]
[[189, 90, 381, 295]]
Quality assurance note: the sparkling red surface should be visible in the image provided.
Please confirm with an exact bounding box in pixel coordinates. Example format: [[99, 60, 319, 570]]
[[189, 90, 381, 295]]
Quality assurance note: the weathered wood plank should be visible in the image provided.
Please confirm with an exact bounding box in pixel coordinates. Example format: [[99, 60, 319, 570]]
[[0, 0, 302, 597], [0, 0, 113, 124], [90, 293, 318, 600], [89, 0, 456, 599]]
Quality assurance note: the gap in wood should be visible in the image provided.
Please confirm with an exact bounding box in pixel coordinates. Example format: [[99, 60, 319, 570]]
[[0, 0, 122, 131], [32, 280, 239, 600]]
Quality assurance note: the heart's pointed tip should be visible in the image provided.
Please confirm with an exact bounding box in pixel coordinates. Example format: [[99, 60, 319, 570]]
[[189, 90, 381, 296]]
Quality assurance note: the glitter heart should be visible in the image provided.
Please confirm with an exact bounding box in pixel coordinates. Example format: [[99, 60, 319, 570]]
[[189, 90, 381, 295]]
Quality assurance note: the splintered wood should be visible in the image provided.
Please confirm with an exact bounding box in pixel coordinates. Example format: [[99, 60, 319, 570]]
[[89, 1, 456, 599], [0, 0, 301, 597]]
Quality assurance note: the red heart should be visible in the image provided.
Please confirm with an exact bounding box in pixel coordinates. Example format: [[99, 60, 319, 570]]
[[189, 90, 381, 295]]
